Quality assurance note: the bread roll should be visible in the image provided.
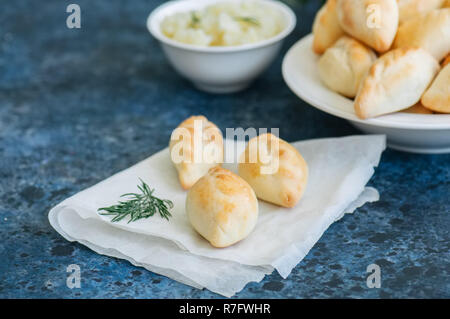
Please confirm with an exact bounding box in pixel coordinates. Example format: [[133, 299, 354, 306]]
[[186, 167, 258, 248], [442, 55, 450, 67], [393, 9, 450, 61], [421, 64, 450, 113], [238, 134, 308, 208], [402, 103, 434, 114], [336, 0, 399, 53], [355, 47, 440, 119], [318, 36, 377, 98], [169, 116, 223, 190], [397, 0, 445, 23], [312, 0, 345, 54], [445, 0, 450, 8]]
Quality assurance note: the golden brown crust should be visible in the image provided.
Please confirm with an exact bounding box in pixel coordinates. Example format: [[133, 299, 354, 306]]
[[355, 47, 409, 118], [169, 115, 223, 190], [337, 0, 399, 53], [393, 8, 450, 61], [318, 36, 377, 98], [210, 167, 254, 197], [442, 55, 450, 67], [238, 133, 308, 208], [421, 64, 450, 113], [312, 0, 345, 54], [186, 167, 258, 248], [397, 0, 445, 23], [402, 103, 434, 114], [354, 47, 440, 119]]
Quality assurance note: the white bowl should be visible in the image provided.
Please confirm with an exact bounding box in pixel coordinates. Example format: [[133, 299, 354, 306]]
[[282, 34, 450, 154], [147, 0, 296, 93]]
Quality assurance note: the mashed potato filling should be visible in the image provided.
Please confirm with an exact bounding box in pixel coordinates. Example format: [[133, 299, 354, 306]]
[[160, 1, 285, 46]]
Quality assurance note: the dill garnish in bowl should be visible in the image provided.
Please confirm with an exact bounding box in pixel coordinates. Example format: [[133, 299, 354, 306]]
[[189, 12, 201, 28], [233, 16, 260, 26]]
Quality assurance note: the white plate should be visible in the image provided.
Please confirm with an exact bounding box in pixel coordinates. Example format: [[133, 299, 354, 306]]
[[282, 34, 450, 154]]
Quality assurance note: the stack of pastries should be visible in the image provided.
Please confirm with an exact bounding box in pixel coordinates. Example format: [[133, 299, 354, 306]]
[[170, 116, 309, 248], [313, 0, 450, 118]]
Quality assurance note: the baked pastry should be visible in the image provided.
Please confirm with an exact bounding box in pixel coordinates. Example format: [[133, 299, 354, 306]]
[[336, 0, 399, 53], [402, 103, 434, 114], [445, 0, 450, 8], [169, 115, 223, 189], [421, 64, 450, 113], [354, 47, 440, 119], [318, 36, 377, 98], [186, 167, 258, 248], [238, 133, 308, 208], [397, 0, 445, 23], [442, 55, 450, 67], [393, 8, 450, 61], [312, 0, 345, 54]]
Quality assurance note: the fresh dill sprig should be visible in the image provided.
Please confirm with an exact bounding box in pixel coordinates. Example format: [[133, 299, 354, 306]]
[[98, 179, 173, 223], [189, 12, 201, 28], [233, 16, 260, 26]]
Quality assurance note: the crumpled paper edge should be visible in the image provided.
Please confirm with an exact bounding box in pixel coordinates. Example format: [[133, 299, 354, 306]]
[[48, 135, 386, 297]]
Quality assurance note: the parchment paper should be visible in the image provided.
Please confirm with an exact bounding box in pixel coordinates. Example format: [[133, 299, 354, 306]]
[[49, 135, 386, 296]]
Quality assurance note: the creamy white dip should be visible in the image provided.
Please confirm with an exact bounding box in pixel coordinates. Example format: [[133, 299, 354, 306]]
[[160, 1, 285, 46]]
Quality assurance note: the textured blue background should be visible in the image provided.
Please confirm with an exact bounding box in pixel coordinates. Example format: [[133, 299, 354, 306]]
[[0, 0, 449, 298]]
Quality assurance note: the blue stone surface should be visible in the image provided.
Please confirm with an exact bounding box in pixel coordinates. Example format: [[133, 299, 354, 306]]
[[0, 0, 448, 298]]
